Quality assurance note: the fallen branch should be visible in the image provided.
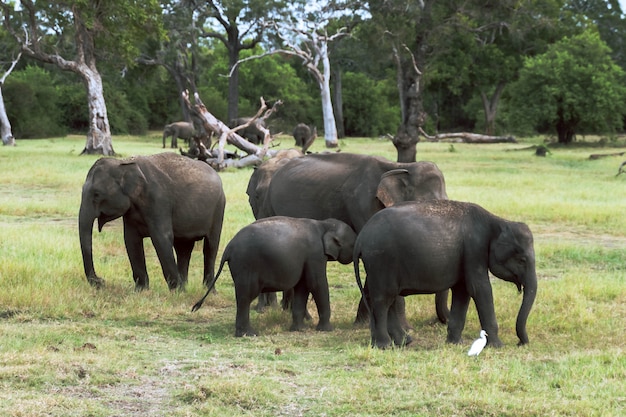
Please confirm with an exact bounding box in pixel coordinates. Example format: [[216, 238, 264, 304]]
[[588, 151, 625, 160], [419, 127, 516, 144], [182, 91, 280, 169]]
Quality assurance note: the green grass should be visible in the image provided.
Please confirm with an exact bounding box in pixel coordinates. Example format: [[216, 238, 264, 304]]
[[0, 133, 625, 416]]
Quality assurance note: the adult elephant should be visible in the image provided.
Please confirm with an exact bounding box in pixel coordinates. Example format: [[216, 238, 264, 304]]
[[79, 153, 225, 291], [192, 217, 357, 337], [163, 121, 194, 148], [354, 200, 538, 349], [247, 152, 450, 324]]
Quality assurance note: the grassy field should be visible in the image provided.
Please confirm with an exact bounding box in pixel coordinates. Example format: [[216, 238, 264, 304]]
[[0, 133, 625, 416]]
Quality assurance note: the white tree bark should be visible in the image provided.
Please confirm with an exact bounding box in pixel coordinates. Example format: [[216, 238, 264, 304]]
[[0, 49, 21, 146], [230, 22, 347, 148], [81, 67, 114, 155], [0, 87, 14, 146]]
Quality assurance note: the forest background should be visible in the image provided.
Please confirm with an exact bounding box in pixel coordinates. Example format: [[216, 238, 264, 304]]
[[1, 0, 626, 147]]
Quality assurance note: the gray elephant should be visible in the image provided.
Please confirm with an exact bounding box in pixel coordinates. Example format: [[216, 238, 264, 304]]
[[163, 121, 194, 148], [246, 152, 450, 324], [354, 200, 538, 349], [79, 153, 225, 291], [192, 217, 357, 337], [229, 117, 266, 144], [292, 123, 317, 151]]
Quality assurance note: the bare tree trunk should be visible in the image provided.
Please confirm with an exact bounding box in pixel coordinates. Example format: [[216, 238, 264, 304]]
[[332, 67, 345, 139], [227, 47, 240, 121], [80, 67, 114, 155], [480, 82, 505, 136], [0, 86, 15, 146]]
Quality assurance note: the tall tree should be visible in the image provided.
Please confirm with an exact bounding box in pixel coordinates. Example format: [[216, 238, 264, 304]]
[[0, 0, 162, 155], [367, 0, 436, 162], [0, 28, 20, 146], [428, 0, 566, 135], [195, 0, 286, 122], [138, 0, 198, 123], [508, 30, 626, 143]]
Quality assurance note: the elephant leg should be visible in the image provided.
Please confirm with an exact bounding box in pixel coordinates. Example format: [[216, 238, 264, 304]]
[[150, 232, 180, 290], [123, 223, 149, 290], [388, 298, 412, 346], [281, 289, 312, 321], [394, 296, 414, 331], [446, 284, 471, 344], [234, 291, 257, 337], [310, 279, 333, 332], [289, 282, 309, 332], [435, 290, 450, 324], [354, 282, 371, 325], [370, 294, 394, 349], [472, 282, 503, 347], [174, 239, 194, 290], [171, 135, 177, 148], [254, 292, 278, 312], [202, 231, 220, 287]]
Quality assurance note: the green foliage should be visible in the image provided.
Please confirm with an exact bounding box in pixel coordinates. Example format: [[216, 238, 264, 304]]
[[342, 71, 400, 137], [506, 30, 626, 142], [3, 66, 66, 138]]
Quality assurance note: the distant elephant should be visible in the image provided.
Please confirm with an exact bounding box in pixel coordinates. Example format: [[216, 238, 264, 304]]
[[192, 217, 357, 337], [163, 121, 194, 148], [246, 152, 450, 325], [79, 153, 225, 291], [229, 117, 267, 144], [354, 200, 538, 349], [292, 123, 317, 151]]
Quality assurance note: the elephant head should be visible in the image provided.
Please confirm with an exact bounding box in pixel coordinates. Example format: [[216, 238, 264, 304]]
[[376, 162, 448, 208], [488, 221, 538, 345], [78, 158, 146, 287], [322, 219, 357, 265]]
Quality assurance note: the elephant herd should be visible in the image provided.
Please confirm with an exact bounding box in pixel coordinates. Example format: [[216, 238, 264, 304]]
[[79, 151, 537, 349]]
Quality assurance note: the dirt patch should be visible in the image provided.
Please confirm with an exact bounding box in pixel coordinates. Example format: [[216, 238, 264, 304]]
[[532, 225, 626, 249]]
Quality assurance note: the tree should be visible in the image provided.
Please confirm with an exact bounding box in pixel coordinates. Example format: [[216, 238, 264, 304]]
[[427, 0, 566, 136], [0, 29, 20, 145], [195, 0, 286, 122], [138, 0, 199, 123], [0, 0, 162, 155], [508, 30, 626, 143]]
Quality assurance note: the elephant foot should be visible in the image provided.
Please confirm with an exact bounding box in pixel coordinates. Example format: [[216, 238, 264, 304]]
[[235, 328, 258, 337], [487, 337, 503, 348], [445, 335, 462, 344], [371, 336, 393, 349], [134, 283, 149, 292], [289, 322, 307, 332], [395, 333, 412, 347], [316, 322, 333, 332], [88, 276, 105, 289]]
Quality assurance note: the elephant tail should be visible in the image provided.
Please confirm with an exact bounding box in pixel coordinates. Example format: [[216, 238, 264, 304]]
[[191, 256, 227, 312], [353, 249, 373, 322]]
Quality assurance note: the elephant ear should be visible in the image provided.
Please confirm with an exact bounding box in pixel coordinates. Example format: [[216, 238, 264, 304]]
[[322, 231, 340, 261], [376, 169, 409, 207], [119, 159, 147, 199]]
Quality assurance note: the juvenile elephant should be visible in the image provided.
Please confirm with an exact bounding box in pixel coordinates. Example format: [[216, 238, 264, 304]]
[[163, 121, 194, 148], [354, 200, 538, 349], [246, 152, 450, 324], [229, 117, 266, 144], [79, 153, 225, 291], [192, 217, 357, 337], [292, 123, 317, 151]]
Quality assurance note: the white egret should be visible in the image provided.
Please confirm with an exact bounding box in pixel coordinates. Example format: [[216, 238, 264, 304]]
[[467, 330, 488, 357]]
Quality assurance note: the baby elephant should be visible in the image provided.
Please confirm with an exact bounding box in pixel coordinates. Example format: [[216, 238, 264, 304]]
[[192, 217, 357, 337]]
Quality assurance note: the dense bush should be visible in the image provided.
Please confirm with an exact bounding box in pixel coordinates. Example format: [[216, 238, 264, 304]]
[[3, 66, 66, 139]]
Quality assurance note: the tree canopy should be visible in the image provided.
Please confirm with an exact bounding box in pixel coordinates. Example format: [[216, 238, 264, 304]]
[[0, 0, 625, 149], [507, 30, 626, 143]]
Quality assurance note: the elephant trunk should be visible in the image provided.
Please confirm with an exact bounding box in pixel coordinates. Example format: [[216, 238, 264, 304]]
[[516, 269, 537, 345], [78, 203, 104, 288]]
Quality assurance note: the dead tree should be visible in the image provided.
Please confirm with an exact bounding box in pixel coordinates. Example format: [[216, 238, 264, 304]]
[[418, 127, 517, 144], [182, 91, 282, 170]]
